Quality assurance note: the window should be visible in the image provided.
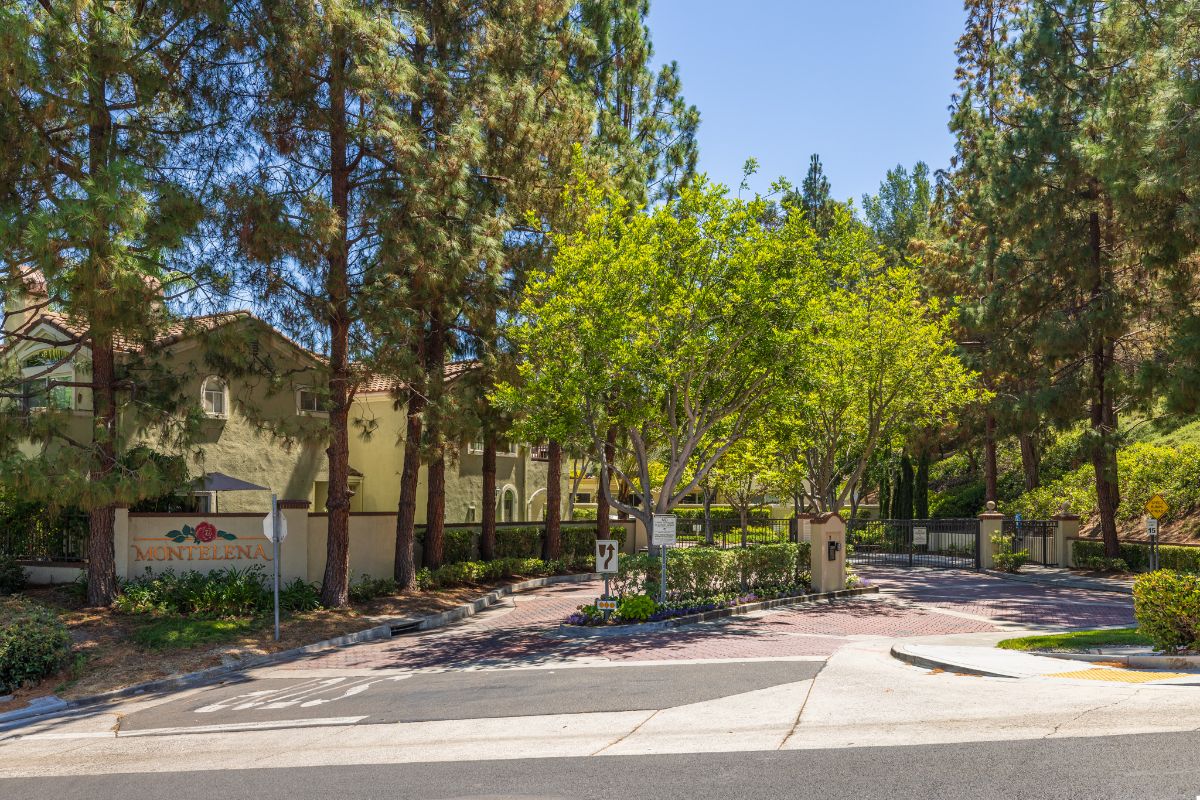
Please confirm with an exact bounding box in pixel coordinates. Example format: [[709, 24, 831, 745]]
[[572, 492, 591, 504], [530, 444, 550, 462], [21, 377, 71, 412], [501, 487, 517, 522], [297, 387, 330, 415], [466, 504, 476, 522], [201, 376, 228, 418], [469, 438, 516, 455], [192, 493, 214, 514]]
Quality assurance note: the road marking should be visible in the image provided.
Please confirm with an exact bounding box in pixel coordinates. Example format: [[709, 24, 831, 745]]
[[195, 676, 409, 714], [24, 716, 367, 740]]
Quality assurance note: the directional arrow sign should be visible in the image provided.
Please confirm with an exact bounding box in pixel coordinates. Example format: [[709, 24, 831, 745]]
[[594, 539, 618, 573], [1146, 493, 1169, 520]]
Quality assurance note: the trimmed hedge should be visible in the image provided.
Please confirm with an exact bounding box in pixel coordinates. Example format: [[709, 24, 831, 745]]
[[416, 557, 571, 590], [672, 506, 773, 524], [421, 524, 627, 563], [1133, 570, 1200, 652], [1072, 540, 1200, 573], [610, 543, 811, 602], [0, 596, 70, 693]]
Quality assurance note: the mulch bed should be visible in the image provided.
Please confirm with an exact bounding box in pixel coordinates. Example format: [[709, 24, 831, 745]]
[[0, 577, 539, 712]]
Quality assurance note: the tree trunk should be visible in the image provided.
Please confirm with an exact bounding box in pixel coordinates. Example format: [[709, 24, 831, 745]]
[[597, 425, 616, 538], [86, 341, 118, 607], [422, 308, 447, 570], [319, 36, 352, 609], [739, 504, 749, 547], [480, 431, 497, 561], [1019, 431, 1040, 492], [1089, 200, 1120, 558], [394, 386, 424, 589], [424, 450, 445, 568], [543, 440, 562, 560], [983, 415, 998, 505], [704, 488, 715, 545], [880, 468, 890, 519]]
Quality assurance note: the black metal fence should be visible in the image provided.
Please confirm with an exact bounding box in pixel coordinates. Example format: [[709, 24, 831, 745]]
[[1002, 518, 1058, 566], [674, 518, 793, 548], [0, 507, 89, 562], [847, 518, 981, 570]]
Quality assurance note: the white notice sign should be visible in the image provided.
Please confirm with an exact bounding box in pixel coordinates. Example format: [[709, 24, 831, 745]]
[[262, 512, 288, 543], [651, 514, 677, 546], [595, 539, 619, 573], [912, 527, 928, 547], [1147, 517, 1159, 539]]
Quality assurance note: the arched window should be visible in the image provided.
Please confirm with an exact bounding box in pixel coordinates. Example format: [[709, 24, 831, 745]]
[[201, 376, 228, 418], [501, 487, 517, 522]]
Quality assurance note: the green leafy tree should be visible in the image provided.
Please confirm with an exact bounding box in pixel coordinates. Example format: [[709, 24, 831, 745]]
[[862, 162, 933, 267], [500, 176, 824, 533], [0, 1, 231, 605]]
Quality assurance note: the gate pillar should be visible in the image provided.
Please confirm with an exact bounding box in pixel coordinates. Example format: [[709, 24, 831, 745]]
[[1053, 510, 1080, 568], [810, 513, 846, 593], [978, 502, 1004, 570]]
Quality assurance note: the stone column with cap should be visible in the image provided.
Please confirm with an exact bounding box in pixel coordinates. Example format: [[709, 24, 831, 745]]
[[1053, 504, 1080, 568], [978, 500, 1004, 570]]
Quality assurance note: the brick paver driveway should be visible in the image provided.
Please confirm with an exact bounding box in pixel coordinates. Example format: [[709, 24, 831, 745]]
[[284, 567, 1134, 672]]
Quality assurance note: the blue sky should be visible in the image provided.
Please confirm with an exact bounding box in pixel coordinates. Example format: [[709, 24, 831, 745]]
[[646, 0, 967, 207]]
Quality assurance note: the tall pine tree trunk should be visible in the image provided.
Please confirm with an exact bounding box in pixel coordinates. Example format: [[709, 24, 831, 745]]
[[481, 432, 497, 561], [543, 440, 562, 560], [983, 415, 998, 505], [86, 341, 118, 607], [84, 45, 117, 607], [1089, 200, 1120, 558], [394, 383, 424, 590], [320, 35, 353, 608], [422, 308, 447, 569], [1019, 432, 1040, 491]]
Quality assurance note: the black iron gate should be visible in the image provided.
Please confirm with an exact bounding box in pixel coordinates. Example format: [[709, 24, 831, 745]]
[[1002, 518, 1058, 566], [847, 518, 981, 570]]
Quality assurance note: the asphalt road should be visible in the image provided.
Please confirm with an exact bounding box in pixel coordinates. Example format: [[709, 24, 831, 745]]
[[7, 731, 1200, 799], [118, 660, 823, 730]]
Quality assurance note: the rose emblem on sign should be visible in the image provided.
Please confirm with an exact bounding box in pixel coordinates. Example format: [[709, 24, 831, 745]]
[[166, 521, 238, 544]]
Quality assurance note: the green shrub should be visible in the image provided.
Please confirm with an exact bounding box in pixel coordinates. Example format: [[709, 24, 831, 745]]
[[1009, 442, 1200, 522], [672, 506, 772, 524], [280, 578, 322, 612], [415, 557, 570, 590], [618, 544, 810, 603], [616, 594, 656, 622], [571, 507, 598, 520], [991, 535, 1029, 573], [348, 574, 398, 603], [930, 482, 986, 518], [1133, 570, 1200, 652], [115, 566, 271, 617], [495, 526, 542, 558], [0, 555, 26, 595], [0, 597, 70, 693], [1078, 556, 1129, 572], [1072, 540, 1200, 573]]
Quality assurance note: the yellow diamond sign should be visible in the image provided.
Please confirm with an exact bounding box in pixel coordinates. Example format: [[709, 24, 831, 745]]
[[1146, 494, 1169, 519]]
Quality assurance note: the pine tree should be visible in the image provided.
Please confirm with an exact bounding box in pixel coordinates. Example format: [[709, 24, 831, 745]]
[[229, 0, 419, 606], [0, 1, 231, 606]]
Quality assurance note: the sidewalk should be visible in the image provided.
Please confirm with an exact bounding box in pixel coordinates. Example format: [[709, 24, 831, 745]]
[[892, 641, 1200, 685], [984, 564, 1134, 594]]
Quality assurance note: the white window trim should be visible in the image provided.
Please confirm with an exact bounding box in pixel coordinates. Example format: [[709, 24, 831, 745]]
[[296, 386, 329, 416], [201, 375, 229, 419], [468, 439, 517, 456]]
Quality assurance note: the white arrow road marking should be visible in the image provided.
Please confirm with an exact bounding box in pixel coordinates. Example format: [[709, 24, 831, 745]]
[[195, 675, 411, 713]]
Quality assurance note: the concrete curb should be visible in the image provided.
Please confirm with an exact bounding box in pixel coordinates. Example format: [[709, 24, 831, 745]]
[[982, 569, 1133, 595], [0, 572, 600, 729], [889, 642, 1020, 679], [551, 586, 879, 639], [1025, 651, 1200, 670]]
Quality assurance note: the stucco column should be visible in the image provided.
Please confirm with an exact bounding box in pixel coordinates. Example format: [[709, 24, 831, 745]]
[[1053, 511, 1080, 568], [793, 513, 814, 543], [113, 505, 130, 581], [809, 513, 846, 593], [978, 501, 1004, 570], [278, 499, 311, 582]]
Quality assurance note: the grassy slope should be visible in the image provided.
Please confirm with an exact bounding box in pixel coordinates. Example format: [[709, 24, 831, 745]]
[[996, 628, 1152, 652]]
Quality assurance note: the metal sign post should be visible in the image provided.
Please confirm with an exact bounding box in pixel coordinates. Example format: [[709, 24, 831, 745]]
[[1146, 494, 1168, 572], [651, 515, 677, 605], [262, 494, 287, 642], [595, 539, 619, 620]]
